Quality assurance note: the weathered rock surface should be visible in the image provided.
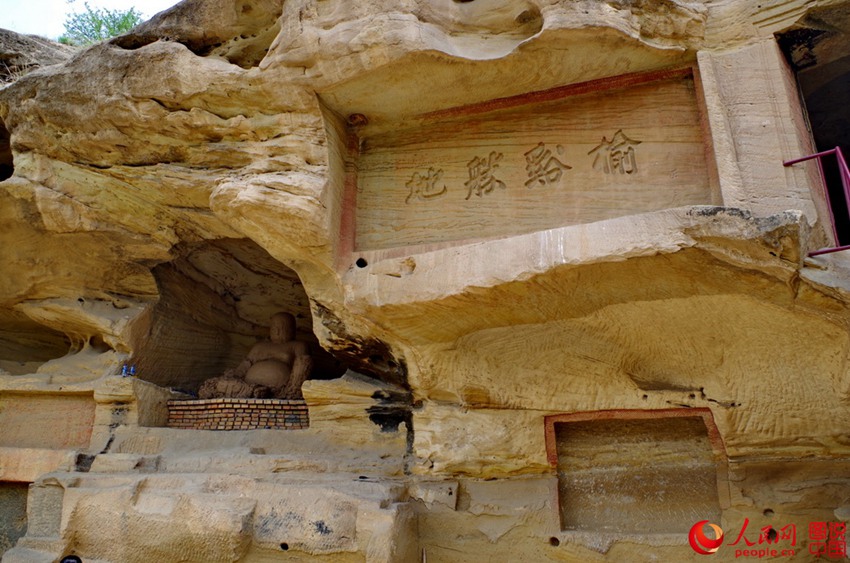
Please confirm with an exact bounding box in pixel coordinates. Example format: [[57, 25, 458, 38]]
[[1, 0, 850, 561], [0, 30, 73, 185], [0, 30, 73, 84]]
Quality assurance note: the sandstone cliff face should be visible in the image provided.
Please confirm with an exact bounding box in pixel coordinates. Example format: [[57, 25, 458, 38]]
[[0, 30, 73, 84], [0, 31, 73, 200], [1, 0, 850, 561]]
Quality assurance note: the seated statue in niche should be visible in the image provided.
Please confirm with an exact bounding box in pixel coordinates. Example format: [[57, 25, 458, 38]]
[[198, 312, 313, 400]]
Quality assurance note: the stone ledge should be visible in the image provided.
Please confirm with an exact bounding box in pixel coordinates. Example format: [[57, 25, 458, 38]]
[[167, 398, 309, 430], [0, 447, 76, 482]]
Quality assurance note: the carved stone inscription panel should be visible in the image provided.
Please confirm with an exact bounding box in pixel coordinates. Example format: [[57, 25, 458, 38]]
[[0, 393, 95, 449], [555, 416, 721, 534], [354, 72, 713, 250]]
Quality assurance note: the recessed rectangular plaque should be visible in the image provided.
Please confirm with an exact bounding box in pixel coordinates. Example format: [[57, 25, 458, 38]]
[[544, 409, 726, 535], [555, 416, 720, 533], [352, 68, 715, 251], [0, 393, 95, 449]]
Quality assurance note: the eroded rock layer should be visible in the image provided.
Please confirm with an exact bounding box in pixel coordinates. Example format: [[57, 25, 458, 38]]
[[1, 0, 850, 561]]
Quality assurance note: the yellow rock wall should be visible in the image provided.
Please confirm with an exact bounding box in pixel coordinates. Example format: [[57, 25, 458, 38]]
[[1, 0, 850, 561]]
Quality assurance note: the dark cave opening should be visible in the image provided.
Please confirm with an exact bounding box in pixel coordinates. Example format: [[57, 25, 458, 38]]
[[0, 310, 72, 375], [778, 23, 850, 245], [0, 119, 13, 182], [132, 238, 346, 394]]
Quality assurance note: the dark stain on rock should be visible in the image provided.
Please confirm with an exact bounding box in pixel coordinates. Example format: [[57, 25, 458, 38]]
[[257, 510, 303, 537], [74, 453, 95, 472], [687, 206, 752, 220], [313, 520, 332, 535], [367, 389, 413, 434], [99, 435, 115, 454], [312, 302, 408, 389], [776, 27, 827, 70]]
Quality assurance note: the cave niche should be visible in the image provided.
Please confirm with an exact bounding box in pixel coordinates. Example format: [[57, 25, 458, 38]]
[[0, 309, 72, 375], [546, 409, 725, 535], [131, 238, 344, 393], [0, 119, 12, 182], [778, 8, 850, 244]]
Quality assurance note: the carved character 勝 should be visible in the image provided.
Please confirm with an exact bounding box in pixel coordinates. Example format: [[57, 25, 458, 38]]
[[464, 151, 506, 200]]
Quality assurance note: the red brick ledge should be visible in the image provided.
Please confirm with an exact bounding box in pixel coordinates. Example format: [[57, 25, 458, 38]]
[[167, 398, 309, 430]]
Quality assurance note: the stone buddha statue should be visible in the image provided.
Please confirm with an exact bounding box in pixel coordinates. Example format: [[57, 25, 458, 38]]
[[198, 312, 313, 400]]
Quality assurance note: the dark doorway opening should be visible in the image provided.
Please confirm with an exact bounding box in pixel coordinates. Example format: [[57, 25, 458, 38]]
[[778, 18, 850, 245], [0, 120, 12, 182]]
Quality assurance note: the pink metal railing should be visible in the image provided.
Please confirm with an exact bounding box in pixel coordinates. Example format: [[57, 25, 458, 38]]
[[784, 146, 850, 256]]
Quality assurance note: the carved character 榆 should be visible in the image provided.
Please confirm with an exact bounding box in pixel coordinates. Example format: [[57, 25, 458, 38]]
[[198, 312, 313, 400], [588, 129, 642, 174]]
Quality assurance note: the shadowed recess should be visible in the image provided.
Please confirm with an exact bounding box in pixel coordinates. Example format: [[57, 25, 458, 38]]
[[0, 119, 12, 181], [778, 9, 850, 244], [0, 309, 71, 375], [555, 416, 721, 533], [131, 238, 345, 393]]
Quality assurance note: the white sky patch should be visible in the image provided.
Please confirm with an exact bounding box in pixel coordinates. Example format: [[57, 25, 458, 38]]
[[0, 0, 180, 41]]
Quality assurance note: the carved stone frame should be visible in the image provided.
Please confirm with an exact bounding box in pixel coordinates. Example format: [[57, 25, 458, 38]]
[[543, 407, 731, 536]]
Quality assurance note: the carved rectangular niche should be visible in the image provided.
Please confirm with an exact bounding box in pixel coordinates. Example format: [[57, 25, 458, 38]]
[[544, 409, 726, 535], [0, 393, 95, 449], [0, 482, 28, 553], [349, 68, 717, 252]]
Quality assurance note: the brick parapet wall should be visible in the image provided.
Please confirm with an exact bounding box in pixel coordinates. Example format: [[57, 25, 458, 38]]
[[166, 398, 309, 430]]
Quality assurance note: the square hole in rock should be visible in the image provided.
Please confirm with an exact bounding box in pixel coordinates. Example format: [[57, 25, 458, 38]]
[[554, 415, 721, 534]]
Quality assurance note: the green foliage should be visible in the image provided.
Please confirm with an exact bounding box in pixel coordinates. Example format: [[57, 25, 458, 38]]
[[59, 2, 143, 46]]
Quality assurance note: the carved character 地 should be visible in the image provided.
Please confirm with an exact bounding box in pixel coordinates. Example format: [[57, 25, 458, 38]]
[[405, 167, 448, 203], [198, 312, 313, 400]]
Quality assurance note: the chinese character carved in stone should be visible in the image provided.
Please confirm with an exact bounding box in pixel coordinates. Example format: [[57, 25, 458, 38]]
[[405, 167, 448, 203], [524, 142, 571, 187], [588, 129, 642, 174], [464, 151, 506, 200]]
